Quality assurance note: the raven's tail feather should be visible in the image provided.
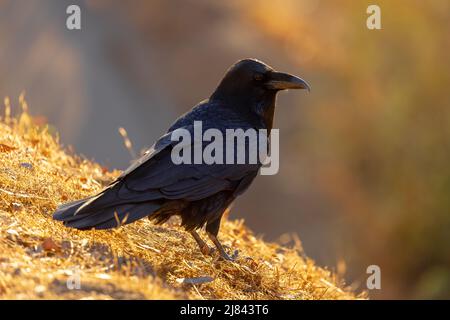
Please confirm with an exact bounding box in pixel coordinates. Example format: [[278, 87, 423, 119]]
[[53, 197, 93, 221], [53, 195, 162, 230]]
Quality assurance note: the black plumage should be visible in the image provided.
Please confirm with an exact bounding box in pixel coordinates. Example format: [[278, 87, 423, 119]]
[[53, 59, 309, 260]]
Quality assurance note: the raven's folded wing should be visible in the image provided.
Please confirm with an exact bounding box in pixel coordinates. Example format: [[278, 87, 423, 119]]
[[118, 123, 262, 202]]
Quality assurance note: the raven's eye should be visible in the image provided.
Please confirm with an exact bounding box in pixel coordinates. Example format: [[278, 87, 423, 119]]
[[253, 73, 264, 81]]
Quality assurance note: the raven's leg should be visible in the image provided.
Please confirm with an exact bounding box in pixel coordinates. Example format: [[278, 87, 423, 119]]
[[206, 218, 238, 261], [207, 232, 234, 261], [190, 230, 215, 256]]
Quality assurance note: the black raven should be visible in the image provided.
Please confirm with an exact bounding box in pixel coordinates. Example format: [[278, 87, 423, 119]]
[[53, 59, 310, 261]]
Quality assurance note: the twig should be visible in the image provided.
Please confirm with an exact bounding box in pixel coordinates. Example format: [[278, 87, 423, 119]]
[[0, 187, 49, 200]]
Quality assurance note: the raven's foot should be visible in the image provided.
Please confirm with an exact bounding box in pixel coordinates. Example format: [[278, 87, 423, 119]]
[[218, 249, 239, 262], [190, 230, 215, 257], [207, 232, 239, 262]]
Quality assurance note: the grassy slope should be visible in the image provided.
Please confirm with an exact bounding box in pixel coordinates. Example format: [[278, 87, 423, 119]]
[[0, 105, 360, 299]]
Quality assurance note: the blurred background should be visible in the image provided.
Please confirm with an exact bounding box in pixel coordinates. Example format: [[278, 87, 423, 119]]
[[1, 0, 449, 299]]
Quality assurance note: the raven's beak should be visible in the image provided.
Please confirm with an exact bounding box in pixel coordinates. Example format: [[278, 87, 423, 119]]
[[265, 71, 311, 92]]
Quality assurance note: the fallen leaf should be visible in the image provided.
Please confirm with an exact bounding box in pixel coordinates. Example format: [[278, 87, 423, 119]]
[[29, 139, 40, 146], [0, 143, 16, 152], [42, 238, 60, 252]]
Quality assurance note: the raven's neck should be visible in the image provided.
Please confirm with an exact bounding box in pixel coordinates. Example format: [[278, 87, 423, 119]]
[[211, 92, 277, 132], [255, 93, 277, 132]]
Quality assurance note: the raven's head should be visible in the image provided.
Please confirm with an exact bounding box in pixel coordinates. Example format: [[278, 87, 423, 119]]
[[211, 59, 310, 129]]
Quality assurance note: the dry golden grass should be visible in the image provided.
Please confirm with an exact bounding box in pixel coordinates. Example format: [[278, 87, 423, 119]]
[[0, 97, 362, 300]]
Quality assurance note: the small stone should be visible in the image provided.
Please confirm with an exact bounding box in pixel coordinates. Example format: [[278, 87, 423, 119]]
[[20, 162, 33, 170], [10, 202, 22, 211], [176, 276, 214, 285]]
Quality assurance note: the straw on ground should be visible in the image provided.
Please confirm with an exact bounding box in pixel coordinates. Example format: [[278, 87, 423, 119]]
[[0, 98, 362, 299]]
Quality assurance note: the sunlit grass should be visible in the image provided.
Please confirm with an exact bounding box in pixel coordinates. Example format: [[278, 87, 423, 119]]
[[0, 97, 361, 299]]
